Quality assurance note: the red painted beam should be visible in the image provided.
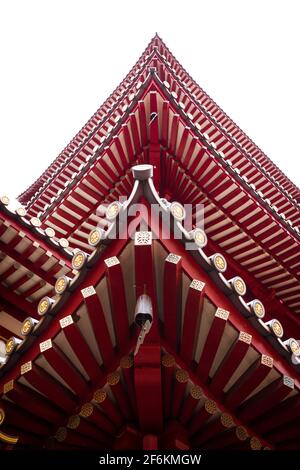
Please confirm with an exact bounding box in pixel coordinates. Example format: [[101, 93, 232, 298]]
[[80, 286, 114, 367], [163, 253, 182, 350], [60, 315, 103, 384], [225, 355, 273, 410], [210, 331, 252, 398], [105, 256, 129, 352], [20, 360, 77, 413], [40, 339, 89, 396], [180, 279, 205, 365], [196, 307, 230, 383]]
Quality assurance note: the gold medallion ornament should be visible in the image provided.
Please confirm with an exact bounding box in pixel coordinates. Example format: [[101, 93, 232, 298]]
[[21, 317, 36, 336], [94, 388, 106, 403], [250, 436, 262, 450], [236, 426, 248, 441], [107, 372, 120, 386], [16, 207, 27, 217], [220, 413, 234, 428], [6, 337, 18, 355], [170, 202, 186, 221], [0, 408, 5, 425], [55, 276, 69, 295], [210, 253, 227, 272], [88, 227, 103, 247], [71, 250, 87, 270], [79, 403, 93, 418], [45, 227, 55, 238], [37, 296, 53, 316], [55, 427, 67, 442], [175, 369, 189, 383], [193, 228, 207, 248], [67, 415, 80, 429], [190, 386, 202, 400], [59, 238, 69, 248], [0, 196, 10, 205], [30, 217, 42, 227], [231, 276, 247, 296], [106, 201, 122, 220], [204, 399, 217, 414], [162, 354, 175, 368], [120, 355, 134, 369], [287, 338, 300, 356], [249, 299, 265, 319], [267, 319, 284, 338]]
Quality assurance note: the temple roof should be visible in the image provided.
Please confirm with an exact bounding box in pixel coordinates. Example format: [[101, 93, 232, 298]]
[[0, 36, 300, 450]]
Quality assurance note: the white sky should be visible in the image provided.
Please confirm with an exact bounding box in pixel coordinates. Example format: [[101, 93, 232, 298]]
[[0, 0, 300, 200]]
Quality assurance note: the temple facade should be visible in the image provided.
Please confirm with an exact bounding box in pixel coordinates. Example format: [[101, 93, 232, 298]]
[[0, 35, 300, 450]]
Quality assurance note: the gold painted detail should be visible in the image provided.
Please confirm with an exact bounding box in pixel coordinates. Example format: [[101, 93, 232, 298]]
[[0, 430, 18, 444], [3, 380, 14, 394], [107, 372, 120, 386], [59, 316, 73, 329], [251, 300, 265, 318], [40, 339, 52, 353], [6, 337, 17, 355], [289, 338, 300, 356], [204, 399, 217, 414], [220, 413, 234, 428], [67, 415, 80, 429], [270, 319, 283, 338], [261, 355, 273, 368], [37, 296, 52, 316], [0, 408, 5, 425], [79, 403, 93, 418], [94, 388, 107, 403], [55, 276, 69, 294], [212, 253, 227, 272], [55, 427, 67, 442], [21, 361, 32, 375], [283, 376, 294, 389], [190, 280, 205, 291], [0, 196, 10, 205], [236, 426, 248, 441], [104, 256, 119, 268], [30, 217, 42, 227], [106, 201, 121, 220], [21, 317, 35, 336], [250, 436, 262, 450], [88, 228, 103, 246], [135, 231, 152, 245], [162, 354, 175, 368], [120, 355, 134, 369], [193, 229, 207, 248], [175, 369, 189, 383], [190, 386, 202, 400], [215, 307, 230, 320], [16, 207, 26, 217], [72, 251, 86, 270], [239, 331, 252, 344], [170, 202, 185, 221], [231, 277, 246, 296], [165, 253, 181, 264]]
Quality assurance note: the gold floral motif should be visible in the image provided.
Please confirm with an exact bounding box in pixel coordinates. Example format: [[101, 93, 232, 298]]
[[175, 369, 189, 383], [106, 202, 120, 219], [170, 202, 185, 221], [72, 251, 86, 270], [55, 276, 67, 294], [88, 228, 102, 246], [289, 338, 300, 356], [190, 386, 202, 400], [162, 354, 175, 368], [194, 229, 207, 248], [21, 318, 33, 335], [5, 338, 15, 355], [236, 426, 248, 441], [55, 427, 67, 442], [38, 297, 50, 315], [79, 403, 93, 418], [94, 389, 106, 403]]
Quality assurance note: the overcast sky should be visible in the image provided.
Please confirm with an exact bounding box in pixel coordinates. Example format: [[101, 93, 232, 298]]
[[0, 0, 299, 201]]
